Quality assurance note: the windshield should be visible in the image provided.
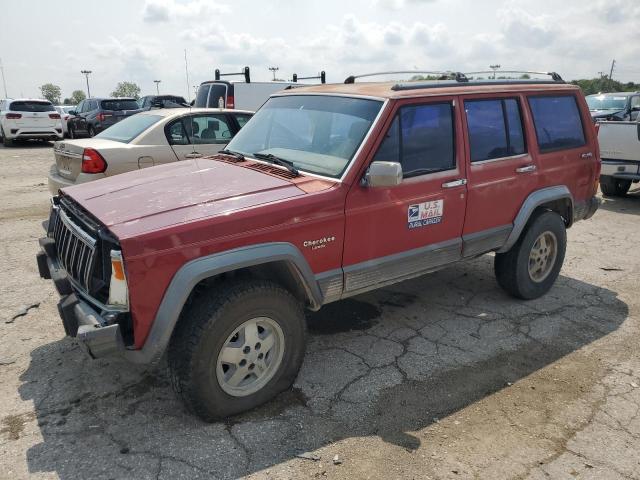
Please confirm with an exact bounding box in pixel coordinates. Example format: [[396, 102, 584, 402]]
[[586, 95, 628, 111], [100, 100, 140, 111], [226, 95, 383, 178], [95, 114, 162, 143], [10, 101, 55, 112]]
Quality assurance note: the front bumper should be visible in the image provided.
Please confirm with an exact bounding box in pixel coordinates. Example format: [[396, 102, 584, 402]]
[[36, 238, 126, 359], [601, 160, 640, 181]]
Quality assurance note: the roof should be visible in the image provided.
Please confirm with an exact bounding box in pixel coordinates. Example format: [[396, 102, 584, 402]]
[[278, 81, 581, 100], [7, 98, 54, 103], [137, 107, 254, 118], [586, 92, 637, 97]]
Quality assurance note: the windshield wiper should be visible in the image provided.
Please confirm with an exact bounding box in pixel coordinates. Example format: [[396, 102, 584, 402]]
[[218, 149, 245, 161], [253, 153, 299, 176]]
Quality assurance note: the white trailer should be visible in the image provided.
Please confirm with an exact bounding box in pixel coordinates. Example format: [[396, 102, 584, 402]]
[[598, 120, 640, 196]]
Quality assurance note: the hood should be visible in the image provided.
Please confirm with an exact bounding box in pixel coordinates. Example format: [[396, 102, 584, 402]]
[[62, 159, 309, 239], [590, 109, 625, 119]]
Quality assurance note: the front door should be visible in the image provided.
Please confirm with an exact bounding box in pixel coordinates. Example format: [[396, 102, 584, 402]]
[[169, 113, 234, 160], [343, 98, 468, 296]]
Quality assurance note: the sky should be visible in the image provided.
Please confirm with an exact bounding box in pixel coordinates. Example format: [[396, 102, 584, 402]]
[[1, 0, 639, 101]]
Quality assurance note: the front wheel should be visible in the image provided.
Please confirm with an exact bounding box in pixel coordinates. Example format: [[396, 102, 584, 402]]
[[168, 280, 306, 421], [600, 176, 631, 197], [87, 126, 96, 137], [495, 211, 567, 300]]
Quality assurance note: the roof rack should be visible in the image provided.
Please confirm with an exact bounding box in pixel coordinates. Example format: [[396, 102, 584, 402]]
[[464, 70, 564, 82], [214, 66, 251, 83], [292, 71, 326, 84], [344, 70, 468, 84]]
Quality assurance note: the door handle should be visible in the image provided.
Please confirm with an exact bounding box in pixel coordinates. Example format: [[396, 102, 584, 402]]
[[185, 152, 202, 159], [581, 152, 593, 159], [441, 179, 467, 188], [515, 165, 537, 173]]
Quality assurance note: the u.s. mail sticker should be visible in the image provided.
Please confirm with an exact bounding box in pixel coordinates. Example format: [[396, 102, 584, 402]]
[[407, 200, 443, 229]]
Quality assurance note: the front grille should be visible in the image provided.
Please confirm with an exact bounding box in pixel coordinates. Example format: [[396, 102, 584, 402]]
[[50, 206, 98, 292]]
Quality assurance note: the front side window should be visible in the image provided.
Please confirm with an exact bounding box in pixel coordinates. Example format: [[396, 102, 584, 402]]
[[373, 102, 455, 177], [529, 95, 586, 152], [465, 98, 526, 162], [227, 95, 382, 178]]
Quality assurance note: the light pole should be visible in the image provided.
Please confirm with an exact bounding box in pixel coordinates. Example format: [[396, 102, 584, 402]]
[[0, 57, 8, 98], [80, 70, 92, 98], [154, 79, 161, 95], [268, 67, 279, 81], [489, 64, 501, 79]]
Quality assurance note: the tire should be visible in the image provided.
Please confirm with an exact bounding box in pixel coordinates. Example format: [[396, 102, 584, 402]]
[[168, 279, 306, 421], [69, 126, 76, 139], [495, 210, 567, 300], [600, 176, 631, 197], [2, 132, 12, 147], [88, 126, 96, 137]]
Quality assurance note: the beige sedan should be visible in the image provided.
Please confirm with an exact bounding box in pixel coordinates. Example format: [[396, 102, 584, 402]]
[[48, 107, 253, 195]]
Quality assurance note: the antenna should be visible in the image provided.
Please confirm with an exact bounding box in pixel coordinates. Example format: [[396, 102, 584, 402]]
[[184, 49, 191, 102]]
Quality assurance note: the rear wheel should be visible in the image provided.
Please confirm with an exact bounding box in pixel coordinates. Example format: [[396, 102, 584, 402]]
[[168, 280, 306, 421], [495, 211, 566, 300], [88, 126, 96, 137], [69, 126, 76, 139], [1, 128, 12, 147], [600, 176, 631, 197]]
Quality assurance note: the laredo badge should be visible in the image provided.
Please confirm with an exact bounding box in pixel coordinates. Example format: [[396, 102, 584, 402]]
[[408, 200, 443, 229]]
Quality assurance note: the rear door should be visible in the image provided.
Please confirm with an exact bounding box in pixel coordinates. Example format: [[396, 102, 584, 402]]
[[168, 113, 235, 160], [343, 97, 468, 296], [459, 94, 538, 256]]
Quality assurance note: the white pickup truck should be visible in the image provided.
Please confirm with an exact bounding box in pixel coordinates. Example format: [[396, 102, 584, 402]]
[[598, 120, 640, 196]]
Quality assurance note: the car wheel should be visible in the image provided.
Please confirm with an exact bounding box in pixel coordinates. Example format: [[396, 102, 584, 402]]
[[494, 210, 567, 300], [600, 176, 631, 197], [69, 126, 76, 139], [88, 126, 96, 137], [168, 279, 306, 421], [2, 129, 12, 147]]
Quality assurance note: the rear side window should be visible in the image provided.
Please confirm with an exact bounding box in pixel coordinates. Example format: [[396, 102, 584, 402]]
[[9, 101, 55, 112], [101, 100, 139, 111], [373, 103, 455, 177], [465, 98, 526, 162], [95, 114, 162, 143], [528, 95, 586, 152]]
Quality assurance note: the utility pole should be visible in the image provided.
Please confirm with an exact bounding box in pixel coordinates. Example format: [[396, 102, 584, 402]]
[[0, 57, 8, 98], [153, 79, 161, 95], [80, 70, 92, 98], [489, 64, 501, 79], [268, 66, 279, 81], [608, 59, 616, 91]]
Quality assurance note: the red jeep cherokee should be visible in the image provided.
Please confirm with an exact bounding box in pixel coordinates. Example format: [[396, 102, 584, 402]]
[[37, 71, 600, 420]]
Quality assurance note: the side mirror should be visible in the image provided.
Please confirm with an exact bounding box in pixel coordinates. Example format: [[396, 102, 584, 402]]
[[362, 161, 403, 187], [68, 110, 77, 116]]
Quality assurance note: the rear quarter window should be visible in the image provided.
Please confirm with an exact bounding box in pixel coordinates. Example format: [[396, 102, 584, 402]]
[[528, 95, 586, 152]]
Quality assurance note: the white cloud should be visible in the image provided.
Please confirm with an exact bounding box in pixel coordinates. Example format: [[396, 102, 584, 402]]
[[376, 0, 436, 10], [142, 0, 230, 23]]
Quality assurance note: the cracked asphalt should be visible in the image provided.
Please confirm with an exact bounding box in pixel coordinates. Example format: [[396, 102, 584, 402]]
[[1, 142, 640, 479]]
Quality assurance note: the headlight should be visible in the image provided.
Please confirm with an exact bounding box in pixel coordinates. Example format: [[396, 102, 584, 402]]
[[108, 250, 129, 308]]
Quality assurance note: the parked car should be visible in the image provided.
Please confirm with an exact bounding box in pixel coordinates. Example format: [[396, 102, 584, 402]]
[[0, 99, 62, 146], [597, 120, 640, 196], [67, 97, 142, 138], [586, 92, 640, 121], [48, 107, 253, 194], [37, 71, 600, 420], [55, 105, 76, 137], [138, 95, 189, 110]]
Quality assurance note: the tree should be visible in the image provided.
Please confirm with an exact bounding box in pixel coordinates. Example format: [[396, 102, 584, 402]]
[[70, 90, 86, 104], [40, 83, 61, 104], [111, 81, 141, 99]]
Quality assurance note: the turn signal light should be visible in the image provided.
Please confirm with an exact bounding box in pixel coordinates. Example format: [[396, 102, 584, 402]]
[[81, 148, 107, 174], [108, 250, 129, 308]]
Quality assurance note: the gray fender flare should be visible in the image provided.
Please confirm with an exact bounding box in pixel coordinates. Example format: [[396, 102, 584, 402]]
[[123, 242, 322, 364], [497, 186, 573, 253]]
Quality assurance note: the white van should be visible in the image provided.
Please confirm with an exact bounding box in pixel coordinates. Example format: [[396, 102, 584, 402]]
[[195, 67, 326, 111], [0, 99, 63, 146]]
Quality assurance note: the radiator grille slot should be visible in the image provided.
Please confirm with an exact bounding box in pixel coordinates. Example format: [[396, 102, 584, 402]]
[[51, 207, 98, 292]]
